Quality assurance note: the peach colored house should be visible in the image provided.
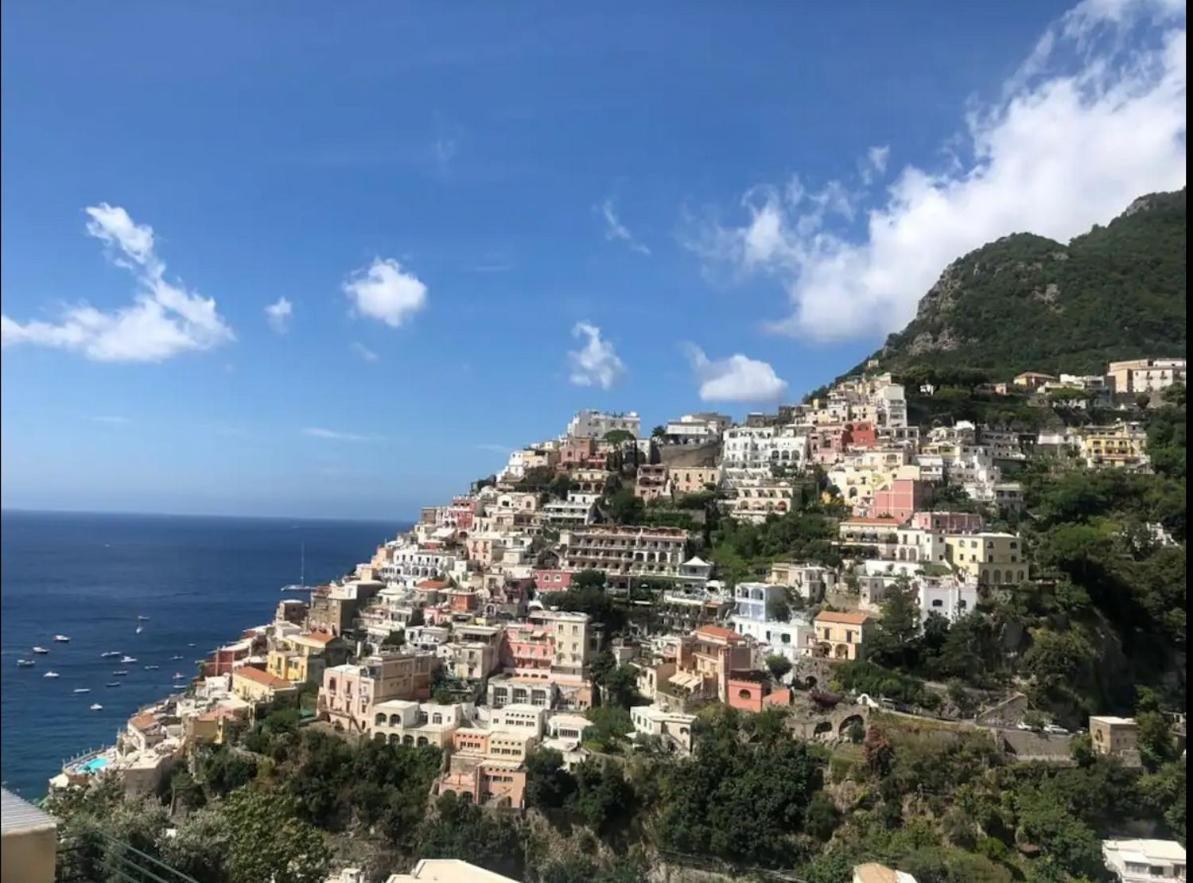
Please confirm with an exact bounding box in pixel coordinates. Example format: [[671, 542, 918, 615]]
[[319, 652, 438, 733], [726, 671, 794, 713], [688, 625, 753, 702], [813, 611, 874, 660], [500, 622, 554, 678], [869, 479, 931, 522]]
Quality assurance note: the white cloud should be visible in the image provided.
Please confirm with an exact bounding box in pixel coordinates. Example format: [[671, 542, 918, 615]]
[[474, 443, 513, 454], [686, 0, 1186, 341], [264, 297, 293, 333], [350, 341, 379, 362], [598, 199, 651, 255], [1, 204, 234, 361], [302, 427, 382, 442], [685, 345, 788, 403], [343, 258, 428, 328], [567, 321, 626, 389], [861, 145, 891, 184]]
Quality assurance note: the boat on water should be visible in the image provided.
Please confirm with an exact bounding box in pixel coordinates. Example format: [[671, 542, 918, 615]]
[[137, 615, 150, 621], [187, 642, 196, 648], [280, 543, 312, 593], [172, 672, 186, 679], [17, 659, 35, 667], [101, 650, 121, 658], [32, 646, 49, 654], [90, 703, 103, 710], [171, 655, 183, 660], [120, 656, 137, 664], [144, 665, 160, 671], [135, 625, 144, 634], [53, 634, 70, 643], [105, 682, 120, 688], [44, 671, 60, 678], [112, 670, 129, 677], [73, 688, 91, 694]]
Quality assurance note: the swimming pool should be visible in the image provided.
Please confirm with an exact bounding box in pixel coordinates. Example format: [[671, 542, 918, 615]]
[[79, 756, 109, 773]]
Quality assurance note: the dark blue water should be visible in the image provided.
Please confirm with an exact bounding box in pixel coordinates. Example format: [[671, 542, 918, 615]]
[[1, 510, 405, 798]]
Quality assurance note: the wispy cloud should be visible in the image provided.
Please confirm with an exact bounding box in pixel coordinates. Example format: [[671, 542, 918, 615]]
[[264, 297, 293, 333], [433, 137, 458, 175], [474, 443, 513, 454], [343, 258, 428, 328], [567, 321, 626, 389], [685, 0, 1186, 341], [597, 199, 651, 255], [1, 204, 234, 361], [90, 415, 131, 425], [685, 344, 788, 403], [302, 427, 383, 442], [350, 341, 380, 362]]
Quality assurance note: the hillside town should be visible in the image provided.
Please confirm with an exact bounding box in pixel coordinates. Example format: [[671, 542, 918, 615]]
[[36, 356, 1187, 883]]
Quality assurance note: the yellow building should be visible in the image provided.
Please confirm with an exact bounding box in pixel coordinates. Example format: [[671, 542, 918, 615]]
[[813, 611, 874, 661], [266, 629, 338, 684], [668, 465, 721, 496], [1077, 424, 1149, 470], [945, 532, 1026, 586], [231, 665, 299, 705]]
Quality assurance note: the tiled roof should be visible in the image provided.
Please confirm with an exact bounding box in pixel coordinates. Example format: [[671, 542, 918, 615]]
[[694, 625, 743, 643], [233, 666, 293, 690], [1, 788, 57, 835], [815, 610, 872, 625]]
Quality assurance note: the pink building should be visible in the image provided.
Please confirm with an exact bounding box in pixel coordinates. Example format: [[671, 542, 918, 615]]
[[559, 437, 597, 467], [726, 671, 794, 714], [500, 622, 554, 678], [844, 421, 878, 449], [869, 479, 930, 522], [533, 569, 573, 593], [910, 510, 985, 533]]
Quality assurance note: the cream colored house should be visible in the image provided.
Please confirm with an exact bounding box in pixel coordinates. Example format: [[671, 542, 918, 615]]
[[945, 532, 1026, 586], [1077, 424, 1150, 470], [813, 611, 874, 660]]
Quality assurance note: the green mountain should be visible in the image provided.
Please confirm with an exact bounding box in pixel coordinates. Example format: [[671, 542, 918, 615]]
[[870, 188, 1187, 380]]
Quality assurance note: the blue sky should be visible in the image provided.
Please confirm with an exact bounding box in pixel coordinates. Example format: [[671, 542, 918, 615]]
[[1, 1, 1185, 518]]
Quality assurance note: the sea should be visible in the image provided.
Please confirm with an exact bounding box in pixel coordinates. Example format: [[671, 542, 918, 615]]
[[0, 509, 406, 799]]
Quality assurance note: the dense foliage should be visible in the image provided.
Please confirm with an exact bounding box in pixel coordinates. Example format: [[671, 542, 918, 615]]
[[871, 189, 1186, 379]]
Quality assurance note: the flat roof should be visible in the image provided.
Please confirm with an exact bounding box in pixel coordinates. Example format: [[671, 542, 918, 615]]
[[1, 788, 57, 835]]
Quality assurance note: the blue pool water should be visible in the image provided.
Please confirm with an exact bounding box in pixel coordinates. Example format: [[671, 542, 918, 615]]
[[1, 509, 406, 798], [80, 757, 110, 773]]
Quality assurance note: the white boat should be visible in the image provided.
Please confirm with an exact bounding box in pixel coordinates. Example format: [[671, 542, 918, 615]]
[[120, 656, 137, 664], [101, 651, 121, 658], [53, 635, 70, 643], [280, 543, 312, 593], [73, 688, 91, 694], [90, 703, 103, 711], [105, 682, 120, 688], [32, 646, 49, 655], [17, 659, 34, 667], [135, 625, 144, 635], [171, 655, 183, 661], [112, 670, 129, 677], [44, 671, 60, 679], [137, 615, 150, 621], [187, 642, 195, 647], [172, 672, 186, 679], [144, 665, 159, 671]]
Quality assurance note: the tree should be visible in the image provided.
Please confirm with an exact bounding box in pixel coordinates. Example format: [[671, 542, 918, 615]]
[[600, 664, 641, 709], [570, 759, 634, 834], [766, 594, 792, 622], [604, 488, 646, 525], [417, 792, 524, 877], [863, 726, 895, 778], [651, 425, 666, 438], [525, 748, 576, 810], [381, 629, 405, 649], [603, 429, 636, 446], [1137, 711, 1175, 770], [221, 788, 330, 883], [870, 577, 922, 670], [765, 654, 793, 682], [573, 569, 607, 590], [201, 746, 258, 797]]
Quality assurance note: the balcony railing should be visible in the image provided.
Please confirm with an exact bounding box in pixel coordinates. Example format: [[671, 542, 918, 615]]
[[57, 830, 200, 883]]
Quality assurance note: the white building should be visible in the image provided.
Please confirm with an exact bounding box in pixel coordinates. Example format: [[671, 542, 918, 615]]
[[1102, 839, 1186, 883], [631, 704, 696, 754], [662, 412, 730, 445], [1107, 358, 1187, 395], [722, 426, 808, 470], [565, 410, 641, 439], [540, 493, 598, 528]]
